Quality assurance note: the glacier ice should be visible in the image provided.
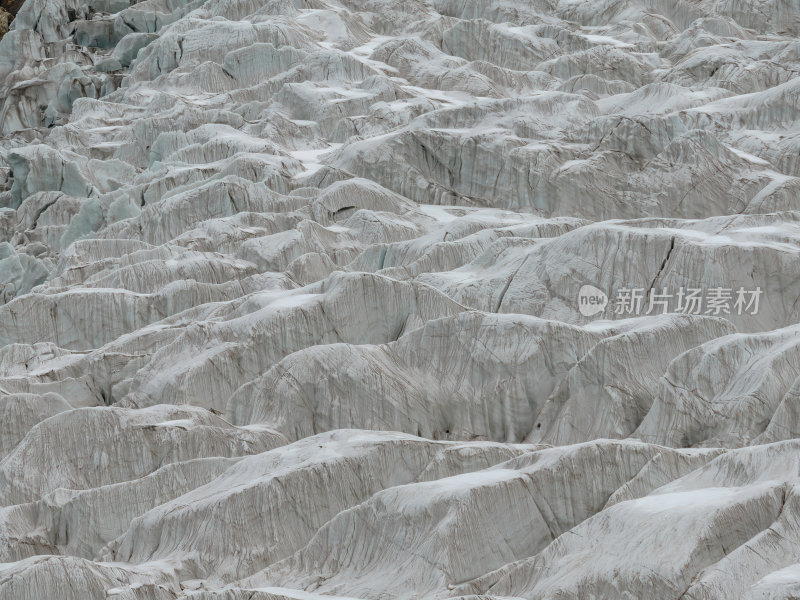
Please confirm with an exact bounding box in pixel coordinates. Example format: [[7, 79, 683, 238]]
[[0, 0, 799, 598]]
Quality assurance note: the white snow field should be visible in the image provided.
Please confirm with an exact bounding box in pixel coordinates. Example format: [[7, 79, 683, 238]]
[[1, 0, 800, 598]]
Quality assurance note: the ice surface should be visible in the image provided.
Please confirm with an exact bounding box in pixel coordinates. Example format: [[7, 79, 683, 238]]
[[0, 0, 799, 598]]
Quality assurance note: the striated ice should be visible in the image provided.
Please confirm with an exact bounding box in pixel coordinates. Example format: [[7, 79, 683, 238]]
[[0, 0, 799, 598]]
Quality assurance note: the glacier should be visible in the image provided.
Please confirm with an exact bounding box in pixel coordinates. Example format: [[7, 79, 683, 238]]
[[0, 0, 800, 598]]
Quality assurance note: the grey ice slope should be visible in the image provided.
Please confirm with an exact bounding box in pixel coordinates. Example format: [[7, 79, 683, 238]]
[[0, 0, 800, 598]]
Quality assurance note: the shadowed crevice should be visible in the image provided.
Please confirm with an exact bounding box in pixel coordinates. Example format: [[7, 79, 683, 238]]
[[0, 0, 24, 39]]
